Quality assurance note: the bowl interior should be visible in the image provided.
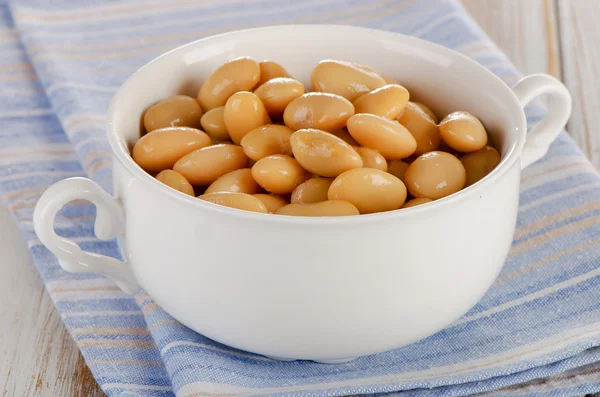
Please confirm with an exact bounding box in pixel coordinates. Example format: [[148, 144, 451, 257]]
[[108, 25, 525, 194]]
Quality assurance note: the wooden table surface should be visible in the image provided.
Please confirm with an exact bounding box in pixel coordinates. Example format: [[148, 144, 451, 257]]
[[1, 1, 598, 395]]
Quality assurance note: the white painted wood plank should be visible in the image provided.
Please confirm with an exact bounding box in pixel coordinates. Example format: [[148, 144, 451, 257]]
[[0, 204, 104, 396], [462, 0, 561, 78], [558, 0, 600, 170]]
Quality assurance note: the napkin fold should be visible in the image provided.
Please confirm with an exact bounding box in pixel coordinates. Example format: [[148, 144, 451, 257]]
[[3, 0, 600, 396]]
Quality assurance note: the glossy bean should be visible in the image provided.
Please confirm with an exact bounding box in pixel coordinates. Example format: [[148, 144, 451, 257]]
[[210, 138, 233, 146], [199, 192, 268, 213], [254, 77, 305, 119], [291, 177, 333, 204], [328, 168, 407, 214], [197, 57, 260, 110], [142, 95, 203, 133], [353, 63, 379, 75], [461, 145, 501, 187], [283, 92, 354, 132], [224, 91, 271, 144], [346, 113, 416, 160], [386, 160, 409, 182], [330, 128, 359, 146], [240, 124, 293, 161], [173, 144, 248, 185], [258, 61, 290, 85], [397, 101, 441, 155], [310, 60, 386, 101], [251, 154, 311, 195], [200, 107, 229, 141], [290, 129, 363, 177], [253, 194, 289, 213], [356, 147, 387, 171], [439, 111, 488, 152], [402, 197, 432, 208], [438, 142, 461, 156], [155, 169, 194, 196], [205, 168, 261, 194], [413, 102, 438, 123], [276, 200, 359, 217], [132, 127, 211, 172], [404, 151, 466, 199], [352, 84, 409, 119]]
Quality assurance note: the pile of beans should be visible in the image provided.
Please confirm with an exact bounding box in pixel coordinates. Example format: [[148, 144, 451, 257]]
[[131, 57, 501, 216]]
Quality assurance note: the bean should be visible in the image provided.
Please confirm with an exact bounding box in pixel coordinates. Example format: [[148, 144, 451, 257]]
[[290, 129, 363, 177], [311, 60, 386, 101], [283, 92, 354, 132], [205, 168, 261, 194], [353, 63, 379, 75], [397, 101, 440, 155], [438, 141, 461, 156], [404, 151, 466, 199], [197, 57, 260, 110], [224, 91, 271, 144], [200, 107, 229, 141], [276, 200, 359, 217], [356, 147, 387, 171], [254, 77, 305, 119], [346, 113, 416, 160], [461, 146, 501, 187], [258, 60, 290, 85], [439, 111, 488, 152], [210, 138, 233, 145], [291, 177, 333, 204], [330, 128, 359, 146], [328, 168, 407, 214], [133, 57, 501, 218], [352, 84, 409, 119], [132, 127, 211, 172], [199, 192, 268, 213], [142, 95, 203, 133], [155, 169, 194, 196], [253, 194, 289, 213], [173, 144, 248, 185], [387, 160, 409, 182], [402, 197, 432, 208], [413, 102, 438, 123], [240, 124, 293, 161], [251, 154, 311, 195]]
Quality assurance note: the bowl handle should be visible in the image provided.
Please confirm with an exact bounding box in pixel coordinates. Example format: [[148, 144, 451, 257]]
[[33, 177, 140, 294], [512, 73, 572, 169]]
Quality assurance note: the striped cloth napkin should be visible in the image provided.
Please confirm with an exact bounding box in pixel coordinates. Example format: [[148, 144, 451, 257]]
[[3, 0, 600, 395]]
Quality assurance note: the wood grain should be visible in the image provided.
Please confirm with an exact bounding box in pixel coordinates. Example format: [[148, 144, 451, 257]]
[[462, 0, 561, 78], [558, 0, 600, 169], [0, 204, 105, 396]]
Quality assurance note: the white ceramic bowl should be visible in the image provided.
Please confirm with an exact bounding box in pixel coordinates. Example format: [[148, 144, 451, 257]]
[[33, 25, 571, 363]]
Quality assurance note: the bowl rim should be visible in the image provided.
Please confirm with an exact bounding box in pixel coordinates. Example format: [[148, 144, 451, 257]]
[[106, 24, 527, 224]]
